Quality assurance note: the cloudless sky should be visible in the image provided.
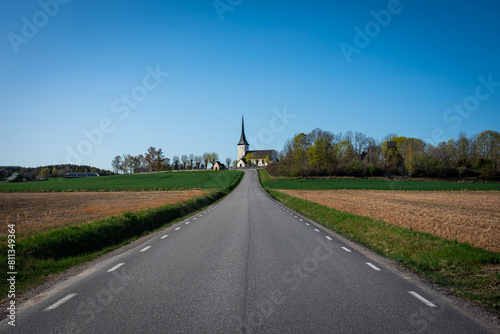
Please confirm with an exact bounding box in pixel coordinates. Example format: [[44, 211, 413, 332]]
[[1, 0, 499, 170]]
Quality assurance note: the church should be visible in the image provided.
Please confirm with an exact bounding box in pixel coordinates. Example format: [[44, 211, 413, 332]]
[[236, 116, 278, 168]]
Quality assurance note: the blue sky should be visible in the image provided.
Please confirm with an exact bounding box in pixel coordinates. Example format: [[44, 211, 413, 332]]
[[1, 0, 499, 170]]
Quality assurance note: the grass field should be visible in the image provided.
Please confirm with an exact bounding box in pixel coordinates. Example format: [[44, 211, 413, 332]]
[[264, 177, 500, 191], [1, 190, 206, 236], [278, 189, 500, 252], [0, 171, 242, 192]]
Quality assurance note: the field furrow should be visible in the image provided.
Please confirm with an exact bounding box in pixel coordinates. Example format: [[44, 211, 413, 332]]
[[278, 189, 500, 252]]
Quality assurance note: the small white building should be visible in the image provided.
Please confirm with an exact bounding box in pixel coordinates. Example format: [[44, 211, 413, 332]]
[[236, 116, 278, 168], [213, 161, 227, 170]]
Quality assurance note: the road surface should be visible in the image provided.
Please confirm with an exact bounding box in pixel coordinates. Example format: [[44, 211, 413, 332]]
[[2, 170, 496, 333]]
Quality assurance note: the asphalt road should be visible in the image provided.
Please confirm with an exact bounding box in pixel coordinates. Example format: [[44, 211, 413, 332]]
[[2, 170, 497, 333]]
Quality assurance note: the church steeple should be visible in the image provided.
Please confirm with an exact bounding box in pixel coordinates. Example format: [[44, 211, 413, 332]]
[[238, 115, 249, 146], [237, 115, 249, 161]]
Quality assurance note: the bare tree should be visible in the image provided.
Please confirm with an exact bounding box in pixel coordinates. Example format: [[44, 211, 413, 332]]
[[111, 155, 122, 173], [181, 155, 188, 170], [189, 154, 194, 170], [135, 154, 145, 173], [202, 153, 209, 169], [172, 156, 180, 170], [226, 157, 231, 168], [353, 131, 368, 156], [122, 154, 133, 174], [382, 133, 398, 143], [209, 152, 219, 169], [195, 155, 202, 169]]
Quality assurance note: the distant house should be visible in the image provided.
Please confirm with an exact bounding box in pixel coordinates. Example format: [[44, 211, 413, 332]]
[[236, 116, 278, 168], [213, 161, 227, 171], [64, 173, 100, 178]]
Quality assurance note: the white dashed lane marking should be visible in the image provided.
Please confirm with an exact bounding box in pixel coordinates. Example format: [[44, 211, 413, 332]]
[[341, 247, 351, 252], [325, 236, 333, 240], [185, 221, 190, 225], [314, 229, 320, 233], [160, 235, 168, 239], [366, 262, 381, 271], [408, 291, 437, 307], [140, 246, 152, 252], [175, 227, 181, 231], [107, 263, 124, 272], [45, 293, 77, 311]]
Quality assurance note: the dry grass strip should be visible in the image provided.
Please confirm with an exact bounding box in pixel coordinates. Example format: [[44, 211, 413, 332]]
[[0, 190, 205, 236], [278, 190, 500, 253]]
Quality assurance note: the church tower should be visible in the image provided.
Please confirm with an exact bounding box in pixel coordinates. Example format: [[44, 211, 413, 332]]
[[237, 115, 249, 161]]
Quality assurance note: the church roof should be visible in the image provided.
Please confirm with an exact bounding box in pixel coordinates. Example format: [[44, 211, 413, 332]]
[[238, 116, 250, 146], [247, 150, 276, 158]]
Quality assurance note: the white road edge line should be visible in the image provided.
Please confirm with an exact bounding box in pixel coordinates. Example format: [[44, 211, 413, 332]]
[[140, 246, 152, 252], [314, 229, 320, 232], [365, 262, 381, 271], [107, 263, 124, 272], [299, 219, 303, 221], [45, 293, 77, 311], [305, 223, 310, 226], [408, 291, 437, 307], [175, 227, 181, 230], [325, 236, 333, 240], [185, 221, 190, 225], [160, 235, 169, 239], [341, 247, 351, 252]]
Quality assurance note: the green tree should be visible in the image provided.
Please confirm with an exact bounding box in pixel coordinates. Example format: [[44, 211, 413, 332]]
[[245, 153, 255, 165], [405, 140, 416, 177], [40, 167, 51, 177], [307, 138, 333, 169], [292, 133, 310, 164]]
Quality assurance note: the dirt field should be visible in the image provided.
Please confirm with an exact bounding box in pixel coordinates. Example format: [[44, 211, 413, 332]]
[[278, 190, 500, 253], [0, 190, 206, 236]]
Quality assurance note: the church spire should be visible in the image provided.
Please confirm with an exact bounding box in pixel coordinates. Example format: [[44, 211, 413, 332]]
[[238, 115, 249, 146]]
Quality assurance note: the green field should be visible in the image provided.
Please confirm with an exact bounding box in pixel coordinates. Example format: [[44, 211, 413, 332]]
[[0, 171, 243, 192], [263, 176, 500, 191]]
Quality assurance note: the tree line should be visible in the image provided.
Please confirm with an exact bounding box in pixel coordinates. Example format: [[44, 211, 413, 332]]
[[266, 129, 500, 180], [0, 164, 114, 181], [111, 147, 233, 173]]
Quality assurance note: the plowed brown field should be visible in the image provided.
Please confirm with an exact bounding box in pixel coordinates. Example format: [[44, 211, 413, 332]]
[[278, 190, 500, 252], [1, 190, 205, 236]]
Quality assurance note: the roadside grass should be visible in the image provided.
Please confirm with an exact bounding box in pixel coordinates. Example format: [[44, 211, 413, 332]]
[[260, 170, 500, 191], [0, 172, 243, 299], [0, 170, 242, 192], [257, 170, 500, 314]]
